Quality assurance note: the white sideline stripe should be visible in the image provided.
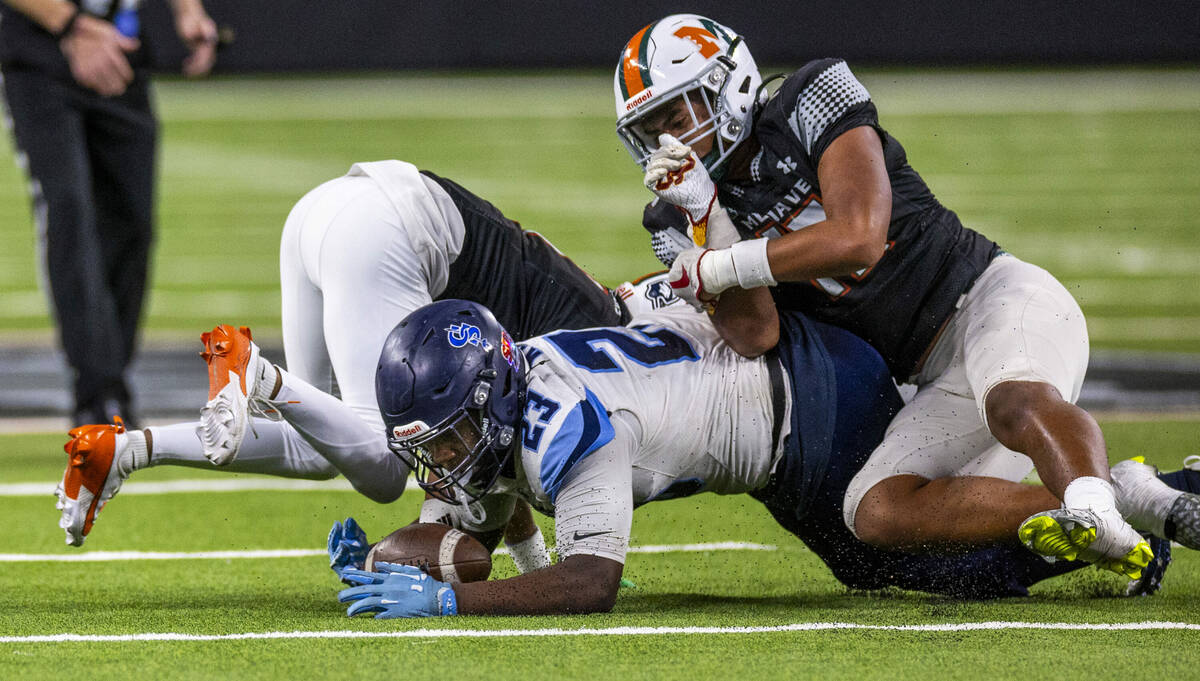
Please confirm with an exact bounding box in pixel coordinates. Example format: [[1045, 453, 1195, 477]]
[[0, 542, 777, 563], [0, 477, 419, 496], [2, 621, 1196, 644]]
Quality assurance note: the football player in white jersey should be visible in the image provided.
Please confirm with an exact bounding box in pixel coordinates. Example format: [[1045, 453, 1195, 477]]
[[610, 14, 1200, 578], [53, 160, 632, 575], [328, 288, 1198, 618]]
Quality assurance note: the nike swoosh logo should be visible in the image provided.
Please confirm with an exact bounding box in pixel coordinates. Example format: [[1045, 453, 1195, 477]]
[[669, 269, 690, 289], [573, 530, 612, 541]]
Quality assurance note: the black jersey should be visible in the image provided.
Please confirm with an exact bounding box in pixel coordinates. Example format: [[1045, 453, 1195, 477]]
[[422, 171, 630, 341], [644, 59, 1000, 380]]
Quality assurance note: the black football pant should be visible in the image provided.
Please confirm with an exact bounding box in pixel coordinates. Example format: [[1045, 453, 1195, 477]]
[[2, 64, 156, 420]]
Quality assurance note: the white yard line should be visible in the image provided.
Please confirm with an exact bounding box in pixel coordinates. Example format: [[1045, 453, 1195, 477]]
[[0, 542, 778, 563], [2, 621, 1196, 644]]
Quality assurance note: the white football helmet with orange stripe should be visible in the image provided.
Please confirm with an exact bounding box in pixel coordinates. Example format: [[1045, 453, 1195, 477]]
[[614, 14, 763, 174]]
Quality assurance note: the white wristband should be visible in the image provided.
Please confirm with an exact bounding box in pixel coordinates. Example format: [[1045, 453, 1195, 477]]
[[730, 238, 777, 289]]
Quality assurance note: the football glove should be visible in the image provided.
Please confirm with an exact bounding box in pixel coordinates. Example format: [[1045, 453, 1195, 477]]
[[327, 517, 369, 582], [668, 240, 777, 310], [338, 562, 458, 618], [644, 134, 720, 244]]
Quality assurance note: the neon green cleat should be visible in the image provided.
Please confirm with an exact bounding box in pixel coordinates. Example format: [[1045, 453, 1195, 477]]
[[1019, 508, 1153, 580]]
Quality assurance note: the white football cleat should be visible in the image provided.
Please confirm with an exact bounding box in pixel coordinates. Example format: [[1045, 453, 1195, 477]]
[[1111, 457, 1200, 551], [198, 324, 278, 466], [56, 417, 146, 546], [1019, 506, 1153, 579]]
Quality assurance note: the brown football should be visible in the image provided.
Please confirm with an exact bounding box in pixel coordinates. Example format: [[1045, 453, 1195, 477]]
[[364, 522, 492, 583]]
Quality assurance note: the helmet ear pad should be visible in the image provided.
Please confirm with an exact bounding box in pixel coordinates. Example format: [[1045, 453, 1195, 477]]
[[376, 300, 526, 503]]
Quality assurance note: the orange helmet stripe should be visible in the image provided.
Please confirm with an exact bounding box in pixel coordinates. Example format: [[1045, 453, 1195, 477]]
[[619, 22, 656, 101]]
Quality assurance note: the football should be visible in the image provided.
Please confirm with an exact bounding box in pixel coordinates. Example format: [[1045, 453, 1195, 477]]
[[364, 522, 492, 583]]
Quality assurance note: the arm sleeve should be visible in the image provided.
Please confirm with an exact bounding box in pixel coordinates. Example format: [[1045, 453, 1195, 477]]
[[643, 199, 692, 267], [550, 413, 637, 564]]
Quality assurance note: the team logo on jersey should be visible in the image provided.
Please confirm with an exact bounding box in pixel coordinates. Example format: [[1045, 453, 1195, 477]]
[[645, 280, 679, 309], [498, 331, 519, 369], [446, 323, 492, 351]]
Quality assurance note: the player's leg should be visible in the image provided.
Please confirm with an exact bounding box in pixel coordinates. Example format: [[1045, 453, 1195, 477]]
[[844, 258, 1148, 569], [756, 320, 1082, 598]]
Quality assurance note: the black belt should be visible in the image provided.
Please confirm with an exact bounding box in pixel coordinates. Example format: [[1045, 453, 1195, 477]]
[[764, 348, 787, 456]]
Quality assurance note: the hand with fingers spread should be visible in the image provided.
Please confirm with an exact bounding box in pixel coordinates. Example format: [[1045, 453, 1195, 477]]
[[337, 562, 457, 618]]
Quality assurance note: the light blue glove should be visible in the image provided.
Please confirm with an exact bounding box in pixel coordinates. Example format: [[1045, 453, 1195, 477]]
[[327, 517, 369, 581], [337, 562, 458, 618]]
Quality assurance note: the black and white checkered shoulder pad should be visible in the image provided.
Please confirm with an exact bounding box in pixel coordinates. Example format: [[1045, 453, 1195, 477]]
[[777, 59, 873, 156]]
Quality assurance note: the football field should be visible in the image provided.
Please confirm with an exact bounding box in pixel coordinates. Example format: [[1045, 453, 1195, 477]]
[[1, 420, 1199, 679], [1, 69, 1199, 678]]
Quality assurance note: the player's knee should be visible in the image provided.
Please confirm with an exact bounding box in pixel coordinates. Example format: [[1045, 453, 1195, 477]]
[[984, 380, 1064, 444], [846, 476, 927, 549]]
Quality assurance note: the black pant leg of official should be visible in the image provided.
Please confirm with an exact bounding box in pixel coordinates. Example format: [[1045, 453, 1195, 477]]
[[85, 75, 157, 407], [1, 66, 136, 419]]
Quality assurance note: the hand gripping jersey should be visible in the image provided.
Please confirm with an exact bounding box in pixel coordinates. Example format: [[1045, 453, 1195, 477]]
[[452, 295, 788, 565], [644, 59, 1001, 380]]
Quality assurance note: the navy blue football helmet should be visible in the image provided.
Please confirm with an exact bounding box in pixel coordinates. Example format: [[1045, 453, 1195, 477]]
[[376, 300, 526, 504]]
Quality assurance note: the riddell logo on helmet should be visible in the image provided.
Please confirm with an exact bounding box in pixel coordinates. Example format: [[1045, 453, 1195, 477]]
[[625, 89, 654, 111], [393, 421, 430, 439]]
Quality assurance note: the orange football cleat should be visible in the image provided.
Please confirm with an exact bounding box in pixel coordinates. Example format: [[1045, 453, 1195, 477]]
[[200, 324, 260, 401], [55, 416, 137, 546]]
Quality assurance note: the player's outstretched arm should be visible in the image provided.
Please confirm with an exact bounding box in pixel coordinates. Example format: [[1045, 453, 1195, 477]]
[[338, 554, 623, 618], [454, 554, 624, 615], [711, 286, 779, 358]]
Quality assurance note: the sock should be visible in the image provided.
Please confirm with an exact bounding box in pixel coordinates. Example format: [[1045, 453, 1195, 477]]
[[118, 429, 149, 476], [1063, 476, 1119, 514]]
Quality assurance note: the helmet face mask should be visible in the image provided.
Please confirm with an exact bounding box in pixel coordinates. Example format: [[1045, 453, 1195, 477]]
[[614, 15, 762, 173], [376, 300, 525, 507]]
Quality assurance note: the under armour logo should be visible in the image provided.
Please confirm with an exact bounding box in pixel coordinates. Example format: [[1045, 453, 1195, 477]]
[[776, 156, 797, 174]]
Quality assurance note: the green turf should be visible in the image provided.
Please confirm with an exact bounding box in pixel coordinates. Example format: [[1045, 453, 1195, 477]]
[[0, 69, 1198, 351], [2, 419, 1199, 678]]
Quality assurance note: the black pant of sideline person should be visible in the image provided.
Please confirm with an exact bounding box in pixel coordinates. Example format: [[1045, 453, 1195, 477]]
[[2, 64, 156, 425]]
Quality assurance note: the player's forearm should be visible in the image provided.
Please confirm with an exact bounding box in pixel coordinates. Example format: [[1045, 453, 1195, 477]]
[[453, 554, 622, 615], [764, 216, 888, 282], [712, 287, 779, 358], [2, 0, 77, 34]]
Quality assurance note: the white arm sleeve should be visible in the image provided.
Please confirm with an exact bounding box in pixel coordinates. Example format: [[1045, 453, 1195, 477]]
[[551, 413, 637, 564]]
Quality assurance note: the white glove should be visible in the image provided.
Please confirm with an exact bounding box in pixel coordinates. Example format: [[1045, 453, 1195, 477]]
[[667, 247, 716, 311], [644, 134, 719, 244], [668, 240, 779, 311]]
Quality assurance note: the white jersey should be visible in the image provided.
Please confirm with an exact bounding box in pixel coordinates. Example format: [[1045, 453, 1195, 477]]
[[452, 281, 789, 565]]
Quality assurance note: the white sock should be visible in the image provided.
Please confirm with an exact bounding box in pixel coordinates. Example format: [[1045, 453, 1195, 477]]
[[1063, 476, 1119, 514], [118, 429, 149, 476]]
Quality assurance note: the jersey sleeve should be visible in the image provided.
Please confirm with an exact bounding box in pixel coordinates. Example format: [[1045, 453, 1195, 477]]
[[782, 59, 881, 170], [551, 413, 637, 564]]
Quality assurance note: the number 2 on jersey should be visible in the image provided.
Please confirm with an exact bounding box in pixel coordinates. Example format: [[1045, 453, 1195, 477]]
[[544, 325, 699, 372]]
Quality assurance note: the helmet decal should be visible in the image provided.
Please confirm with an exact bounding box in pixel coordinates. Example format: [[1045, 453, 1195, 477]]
[[673, 25, 721, 58], [618, 21, 657, 101], [446, 322, 492, 350]]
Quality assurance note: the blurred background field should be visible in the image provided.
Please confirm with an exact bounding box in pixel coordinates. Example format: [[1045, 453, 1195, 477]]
[[1, 68, 1198, 353]]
